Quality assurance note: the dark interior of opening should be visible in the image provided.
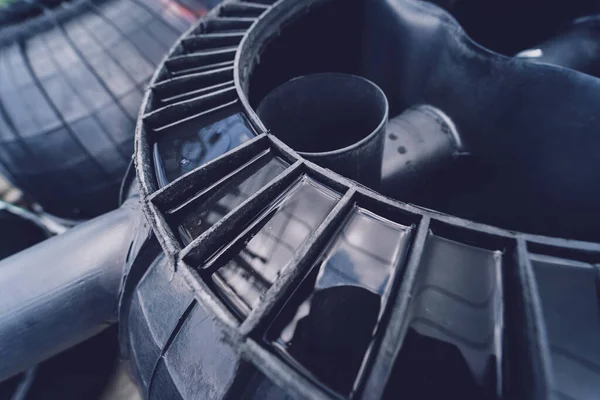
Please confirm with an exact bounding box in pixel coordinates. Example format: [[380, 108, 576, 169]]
[[246, 0, 600, 242], [248, 0, 600, 107], [248, 0, 364, 108], [256, 74, 387, 153]]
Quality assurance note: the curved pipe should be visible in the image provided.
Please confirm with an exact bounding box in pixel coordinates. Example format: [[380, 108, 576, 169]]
[[0, 198, 144, 381]]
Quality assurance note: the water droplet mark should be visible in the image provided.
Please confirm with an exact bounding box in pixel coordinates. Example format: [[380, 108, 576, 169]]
[[397, 146, 407, 154], [389, 133, 398, 140]]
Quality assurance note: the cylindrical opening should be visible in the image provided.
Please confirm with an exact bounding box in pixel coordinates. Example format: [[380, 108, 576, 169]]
[[257, 73, 388, 155]]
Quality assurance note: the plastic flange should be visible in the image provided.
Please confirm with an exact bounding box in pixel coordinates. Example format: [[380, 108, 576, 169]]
[[127, 1, 600, 399]]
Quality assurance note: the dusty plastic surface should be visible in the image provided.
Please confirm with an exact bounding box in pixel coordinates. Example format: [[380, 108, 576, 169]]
[[123, 0, 600, 399], [0, 0, 597, 399]]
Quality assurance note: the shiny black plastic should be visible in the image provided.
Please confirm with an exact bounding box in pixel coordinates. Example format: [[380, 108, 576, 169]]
[[266, 206, 413, 395], [3, 0, 600, 399], [530, 254, 600, 400], [171, 150, 288, 244], [127, 0, 600, 399], [208, 176, 341, 319], [155, 105, 255, 185], [384, 231, 504, 399]]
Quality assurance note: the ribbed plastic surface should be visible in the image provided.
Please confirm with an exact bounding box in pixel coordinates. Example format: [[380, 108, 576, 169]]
[[0, 0, 207, 218], [125, 1, 600, 399]]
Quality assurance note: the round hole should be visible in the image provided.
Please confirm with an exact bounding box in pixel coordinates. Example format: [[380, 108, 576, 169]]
[[257, 73, 388, 155]]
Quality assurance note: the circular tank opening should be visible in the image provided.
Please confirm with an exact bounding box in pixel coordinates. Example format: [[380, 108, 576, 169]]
[[257, 72, 388, 188], [257, 73, 387, 154], [245, 0, 600, 242]]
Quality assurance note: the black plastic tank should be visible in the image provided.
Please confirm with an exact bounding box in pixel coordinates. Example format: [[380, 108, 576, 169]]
[[1, 1, 600, 400], [123, 0, 600, 399]]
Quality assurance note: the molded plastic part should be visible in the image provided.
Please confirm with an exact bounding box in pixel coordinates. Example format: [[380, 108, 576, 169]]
[[125, 1, 600, 399], [257, 73, 387, 188], [0, 198, 144, 381]]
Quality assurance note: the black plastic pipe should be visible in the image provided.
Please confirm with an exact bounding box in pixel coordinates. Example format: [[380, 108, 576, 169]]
[[257, 73, 388, 189], [0, 199, 144, 381]]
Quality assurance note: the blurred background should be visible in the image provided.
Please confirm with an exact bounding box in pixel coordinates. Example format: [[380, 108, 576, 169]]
[[0, 1, 218, 398]]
